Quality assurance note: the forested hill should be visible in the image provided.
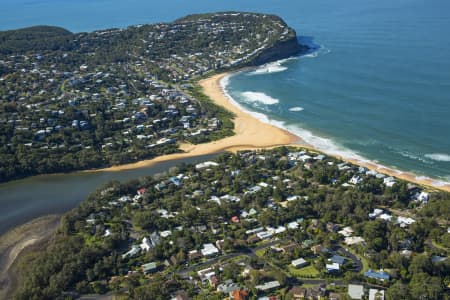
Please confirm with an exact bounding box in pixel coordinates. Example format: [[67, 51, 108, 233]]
[[0, 26, 74, 54], [0, 12, 306, 182]]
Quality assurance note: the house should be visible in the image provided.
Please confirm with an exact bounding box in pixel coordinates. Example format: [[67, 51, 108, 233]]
[[349, 175, 363, 185], [414, 191, 429, 203], [431, 256, 447, 263], [326, 222, 339, 232], [329, 255, 346, 265], [195, 161, 219, 169], [396, 216, 415, 227], [311, 244, 325, 255], [142, 262, 158, 274], [329, 293, 340, 300], [246, 227, 264, 235], [198, 267, 216, 284], [160, 230, 172, 238], [338, 226, 354, 237], [369, 289, 385, 300], [289, 286, 306, 299], [256, 231, 273, 240], [231, 216, 240, 223], [364, 269, 390, 281], [255, 281, 281, 292], [217, 280, 240, 294], [383, 177, 396, 187], [188, 250, 202, 261], [282, 242, 299, 253], [369, 209, 383, 219], [291, 258, 309, 268], [201, 243, 219, 257], [307, 285, 326, 299], [348, 284, 364, 299], [140, 237, 152, 251], [247, 236, 260, 244], [172, 292, 190, 300], [169, 176, 182, 186], [246, 185, 262, 194], [150, 232, 161, 246], [287, 221, 300, 230], [209, 275, 220, 288], [345, 236, 366, 246], [122, 245, 140, 259], [231, 288, 249, 300], [378, 213, 392, 222], [326, 263, 340, 273]]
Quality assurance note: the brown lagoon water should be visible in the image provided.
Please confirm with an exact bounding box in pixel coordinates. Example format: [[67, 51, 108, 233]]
[[0, 154, 219, 235]]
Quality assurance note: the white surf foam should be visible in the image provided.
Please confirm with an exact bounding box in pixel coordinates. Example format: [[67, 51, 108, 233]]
[[241, 91, 279, 105], [219, 74, 450, 187], [424, 153, 450, 162], [289, 107, 304, 112], [247, 45, 327, 76], [302, 52, 318, 58], [248, 57, 297, 75], [398, 150, 430, 164], [250, 63, 287, 75]]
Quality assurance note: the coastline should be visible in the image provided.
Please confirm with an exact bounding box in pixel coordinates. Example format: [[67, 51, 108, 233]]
[[92, 71, 450, 192], [1, 70, 449, 298], [92, 72, 299, 172]]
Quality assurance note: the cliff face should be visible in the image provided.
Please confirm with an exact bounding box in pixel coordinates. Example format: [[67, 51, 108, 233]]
[[247, 36, 308, 66]]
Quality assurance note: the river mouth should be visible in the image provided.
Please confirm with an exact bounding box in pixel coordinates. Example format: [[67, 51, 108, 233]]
[[0, 153, 221, 235]]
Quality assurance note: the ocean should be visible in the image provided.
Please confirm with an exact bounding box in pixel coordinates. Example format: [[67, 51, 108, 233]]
[[1, 0, 450, 183]]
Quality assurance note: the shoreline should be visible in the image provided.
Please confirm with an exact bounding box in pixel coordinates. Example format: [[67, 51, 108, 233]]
[[91, 71, 450, 192], [91, 72, 299, 172], [0, 214, 61, 299]]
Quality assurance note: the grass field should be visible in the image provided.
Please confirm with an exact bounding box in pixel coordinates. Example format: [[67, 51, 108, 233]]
[[288, 264, 320, 278]]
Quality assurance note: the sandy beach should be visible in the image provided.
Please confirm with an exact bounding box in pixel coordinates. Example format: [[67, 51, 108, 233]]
[[95, 72, 450, 193], [95, 72, 299, 171]]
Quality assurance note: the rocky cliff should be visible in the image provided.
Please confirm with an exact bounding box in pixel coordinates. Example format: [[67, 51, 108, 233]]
[[248, 35, 309, 66]]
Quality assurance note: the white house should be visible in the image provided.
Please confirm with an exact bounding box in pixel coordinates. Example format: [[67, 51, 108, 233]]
[[349, 175, 363, 185], [369, 209, 383, 219], [369, 289, 385, 300], [348, 284, 364, 300], [201, 243, 219, 257], [140, 237, 152, 251], [326, 263, 340, 273], [291, 258, 309, 268], [383, 177, 396, 187], [345, 236, 366, 246], [122, 245, 140, 259], [195, 161, 219, 169]]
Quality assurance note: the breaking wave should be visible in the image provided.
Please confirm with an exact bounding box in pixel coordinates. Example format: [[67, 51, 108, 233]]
[[220, 73, 450, 188], [248, 57, 297, 75], [424, 153, 450, 162], [289, 107, 304, 112], [241, 91, 279, 105]]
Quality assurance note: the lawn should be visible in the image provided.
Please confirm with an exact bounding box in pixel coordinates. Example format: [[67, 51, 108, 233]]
[[255, 248, 267, 258], [288, 264, 320, 278]]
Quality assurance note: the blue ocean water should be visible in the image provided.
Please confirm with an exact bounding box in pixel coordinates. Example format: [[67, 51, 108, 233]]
[[1, 0, 450, 182]]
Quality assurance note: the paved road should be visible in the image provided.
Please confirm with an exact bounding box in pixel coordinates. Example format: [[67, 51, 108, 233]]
[[337, 247, 363, 273], [176, 240, 364, 283], [176, 238, 284, 278]]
